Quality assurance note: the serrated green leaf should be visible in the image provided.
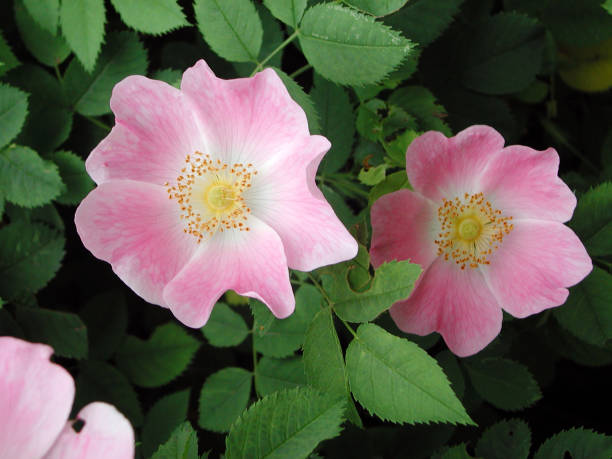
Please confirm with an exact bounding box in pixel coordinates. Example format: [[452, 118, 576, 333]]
[[6, 204, 64, 231], [388, 86, 451, 135], [79, 290, 128, 360], [74, 360, 143, 427], [344, 0, 408, 17], [199, 367, 252, 433], [542, 0, 612, 47], [356, 98, 386, 141], [263, 0, 306, 27], [152, 422, 199, 459], [346, 323, 473, 425], [465, 357, 541, 411], [225, 387, 346, 459], [0, 221, 64, 299], [202, 303, 249, 347], [143, 390, 191, 458], [0, 32, 20, 77], [51, 151, 94, 205], [534, 428, 612, 459], [358, 164, 388, 186], [254, 284, 321, 358], [554, 267, 612, 347], [115, 323, 200, 388], [16, 307, 87, 359], [194, 0, 263, 62], [64, 31, 148, 116], [0, 84, 28, 149], [111, 0, 188, 35], [570, 183, 612, 256], [255, 356, 306, 397], [60, 0, 106, 72], [476, 419, 531, 459], [0, 145, 64, 207], [272, 67, 320, 133], [14, 0, 70, 67], [299, 3, 413, 86], [24, 0, 59, 34]]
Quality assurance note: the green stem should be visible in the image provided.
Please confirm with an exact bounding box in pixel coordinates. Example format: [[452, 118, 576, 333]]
[[307, 272, 334, 306], [54, 63, 63, 84], [289, 63, 312, 79], [338, 316, 359, 339], [82, 114, 111, 132], [250, 29, 300, 76]]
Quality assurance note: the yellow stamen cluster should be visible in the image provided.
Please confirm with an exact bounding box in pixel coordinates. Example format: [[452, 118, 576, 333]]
[[165, 151, 257, 243], [434, 192, 514, 270]]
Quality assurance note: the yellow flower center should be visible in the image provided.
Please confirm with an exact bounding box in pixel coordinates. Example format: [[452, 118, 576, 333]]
[[434, 192, 514, 270], [165, 151, 257, 243]]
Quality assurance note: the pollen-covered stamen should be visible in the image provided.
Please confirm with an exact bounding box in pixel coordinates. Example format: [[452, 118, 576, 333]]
[[165, 151, 257, 243], [434, 192, 514, 270]]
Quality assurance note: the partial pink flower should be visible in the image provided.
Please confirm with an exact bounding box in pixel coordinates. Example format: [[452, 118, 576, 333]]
[[370, 126, 592, 357], [75, 60, 357, 327], [0, 336, 134, 458]]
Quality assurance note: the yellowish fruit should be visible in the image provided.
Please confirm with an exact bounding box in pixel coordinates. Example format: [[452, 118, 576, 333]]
[[559, 37, 612, 92]]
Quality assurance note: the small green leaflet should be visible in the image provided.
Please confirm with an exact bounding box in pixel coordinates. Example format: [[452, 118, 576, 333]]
[[51, 151, 94, 205], [570, 182, 612, 257], [388, 86, 451, 135], [151, 422, 201, 459], [358, 164, 388, 186], [255, 356, 306, 397], [110, 0, 188, 35], [343, 0, 408, 17], [541, 0, 612, 47], [0, 84, 28, 149], [60, 0, 106, 72], [534, 428, 612, 459], [225, 387, 346, 459], [263, 0, 307, 28], [143, 390, 191, 458], [201, 303, 249, 347], [23, 0, 59, 34], [475, 419, 531, 459], [0, 32, 20, 77]]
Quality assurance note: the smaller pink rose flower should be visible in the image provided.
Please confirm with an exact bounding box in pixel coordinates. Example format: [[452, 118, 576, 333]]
[[0, 336, 134, 458], [75, 60, 357, 328], [370, 125, 592, 357]]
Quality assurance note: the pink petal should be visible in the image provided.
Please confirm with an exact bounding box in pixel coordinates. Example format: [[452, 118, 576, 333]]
[[75, 181, 197, 307], [370, 189, 438, 270], [390, 257, 502, 357], [0, 337, 74, 459], [479, 146, 577, 222], [249, 135, 357, 271], [44, 402, 134, 459], [483, 220, 592, 318], [163, 216, 294, 327], [406, 126, 505, 202], [180, 60, 310, 167], [86, 75, 204, 185]]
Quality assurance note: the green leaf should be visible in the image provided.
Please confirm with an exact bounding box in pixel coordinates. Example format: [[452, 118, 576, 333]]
[[194, 0, 263, 62], [60, 0, 106, 72], [263, 0, 307, 27], [323, 260, 421, 323], [0, 84, 28, 149], [356, 98, 386, 141], [64, 31, 148, 116], [254, 284, 321, 358], [388, 86, 451, 135], [153, 68, 182, 88], [79, 290, 128, 360], [115, 323, 200, 388], [358, 164, 388, 186], [14, 0, 70, 67], [542, 0, 612, 47], [311, 74, 355, 173], [554, 267, 612, 347], [465, 357, 541, 411], [0, 32, 20, 77], [255, 356, 306, 397], [51, 151, 94, 205], [272, 68, 320, 133], [298, 3, 413, 86], [225, 387, 346, 459], [346, 323, 473, 425], [476, 419, 531, 459], [570, 183, 612, 256], [198, 367, 252, 433], [143, 390, 191, 458], [0, 145, 64, 208], [16, 307, 87, 359], [111, 0, 188, 35], [202, 303, 249, 347], [343, 0, 408, 17], [24, 0, 59, 34], [369, 170, 410, 204], [534, 428, 612, 459], [0, 221, 65, 299], [152, 422, 199, 459], [74, 360, 143, 427]]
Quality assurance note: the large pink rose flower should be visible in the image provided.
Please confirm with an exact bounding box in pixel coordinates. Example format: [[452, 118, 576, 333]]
[[75, 60, 357, 327], [0, 336, 134, 458], [370, 126, 592, 357]]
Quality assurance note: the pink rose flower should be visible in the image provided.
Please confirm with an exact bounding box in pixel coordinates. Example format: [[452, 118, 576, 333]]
[[0, 336, 134, 458], [370, 126, 592, 357], [75, 60, 357, 327]]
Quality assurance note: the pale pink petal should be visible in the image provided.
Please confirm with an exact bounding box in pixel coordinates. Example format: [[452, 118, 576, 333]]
[[180, 60, 309, 167], [86, 76, 204, 185], [75, 181, 197, 307], [482, 220, 592, 318], [163, 217, 294, 327], [370, 189, 438, 270], [479, 146, 577, 222], [44, 402, 134, 459], [249, 135, 357, 271], [406, 125, 505, 201], [390, 258, 502, 357], [0, 337, 74, 459]]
